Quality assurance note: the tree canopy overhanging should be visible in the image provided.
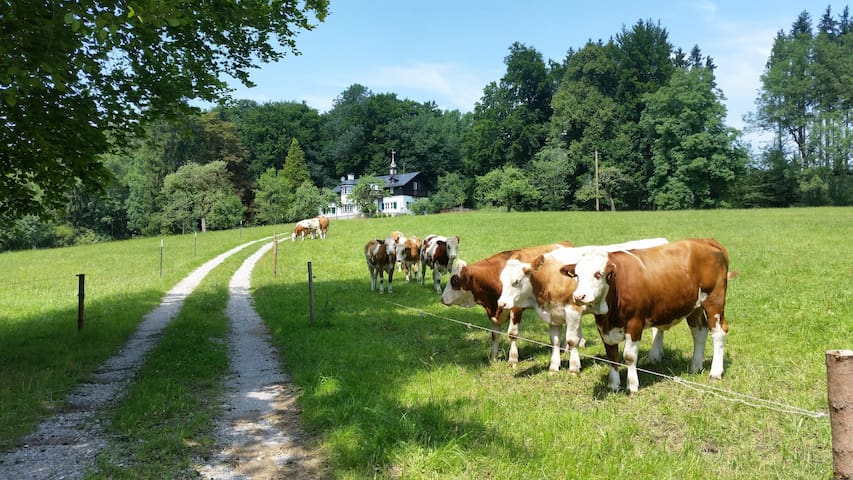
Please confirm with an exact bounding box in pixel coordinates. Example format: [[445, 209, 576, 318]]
[[0, 0, 329, 221]]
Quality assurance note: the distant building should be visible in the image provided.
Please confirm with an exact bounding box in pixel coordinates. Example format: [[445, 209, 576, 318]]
[[327, 151, 429, 219]]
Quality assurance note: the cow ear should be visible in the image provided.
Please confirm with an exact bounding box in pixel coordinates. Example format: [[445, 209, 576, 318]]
[[455, 235, 460, 242], [560, 264, 577, 279], [532, 255, 544, 270], [522, 265, 532, 275], [606, 262, 616, 280]]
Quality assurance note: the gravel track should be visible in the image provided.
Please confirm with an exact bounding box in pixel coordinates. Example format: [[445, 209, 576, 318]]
[[0, 238, 322, 479], [196, 241, 326, 479]]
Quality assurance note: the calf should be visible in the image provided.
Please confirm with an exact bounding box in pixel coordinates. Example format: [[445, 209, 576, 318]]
[[420, 235, 460, 293], [291, 218, 320, 241], [395, 236, 422, 282], [566, 238, 734, 393], [441, 242, 572, 367], [364, 237, 397, 293], [497, 238, 669, 373]]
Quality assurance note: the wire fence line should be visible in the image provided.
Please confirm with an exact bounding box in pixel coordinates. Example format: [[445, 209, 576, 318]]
[[386, 301, 827, 419]]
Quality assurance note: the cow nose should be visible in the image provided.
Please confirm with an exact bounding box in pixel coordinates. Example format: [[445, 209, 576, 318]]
[[573, 293, 586, 304]]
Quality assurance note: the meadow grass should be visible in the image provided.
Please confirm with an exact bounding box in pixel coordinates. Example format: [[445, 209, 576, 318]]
[[0, 226, 276, 448], [251, 208, 852, 479]]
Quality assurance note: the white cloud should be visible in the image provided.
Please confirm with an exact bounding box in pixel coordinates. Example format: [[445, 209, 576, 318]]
[[363, 62, 488, 112]]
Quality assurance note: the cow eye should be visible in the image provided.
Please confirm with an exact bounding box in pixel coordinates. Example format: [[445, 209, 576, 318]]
[[593, 271, 602, 280]]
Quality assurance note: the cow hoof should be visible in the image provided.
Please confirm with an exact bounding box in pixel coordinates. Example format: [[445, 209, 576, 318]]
[[568, 368, 580, 375], [709, 373, 722, 380], [548, 368, 559, 375]]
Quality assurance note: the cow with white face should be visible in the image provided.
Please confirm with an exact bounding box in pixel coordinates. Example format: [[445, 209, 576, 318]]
[[440, 242, 572, 367], [420, 234, 460, 293], [496, 238, 669, 374], [364, 237, 397, 294], [567, 238, 736, 393]]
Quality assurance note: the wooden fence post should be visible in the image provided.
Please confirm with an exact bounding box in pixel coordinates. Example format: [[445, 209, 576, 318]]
[[827, 349, 853, 480]]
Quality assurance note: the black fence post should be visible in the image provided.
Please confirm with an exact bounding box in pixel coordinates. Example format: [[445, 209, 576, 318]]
[[76, 273, 85, 331]]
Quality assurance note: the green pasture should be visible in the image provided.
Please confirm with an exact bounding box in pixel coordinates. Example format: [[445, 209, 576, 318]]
[[252, 208, 852, 479], [0, 226, 274, 447], [0, 208, 850, 479]]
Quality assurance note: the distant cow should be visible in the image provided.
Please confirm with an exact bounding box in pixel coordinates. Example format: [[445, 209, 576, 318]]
[[566, 238, 735, 393], [291, 218, 320, 241], [395, 235, 422, 282], [440, 242, 572, 367], [496, 238, 669, 373], [317, 215, 330, 239], [364, 237, 397, 293], [420, 235, 460, 293]]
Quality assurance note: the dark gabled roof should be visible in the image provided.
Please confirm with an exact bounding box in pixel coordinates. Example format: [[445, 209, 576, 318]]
[[378, 171, 420, 188], [334, 171, 422, 193]]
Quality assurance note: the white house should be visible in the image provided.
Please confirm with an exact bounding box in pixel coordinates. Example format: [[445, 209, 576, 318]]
[[326, 153, 429, 219]]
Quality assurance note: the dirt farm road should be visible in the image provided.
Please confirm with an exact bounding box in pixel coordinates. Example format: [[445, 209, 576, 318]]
[[0, 239, 324, 479]]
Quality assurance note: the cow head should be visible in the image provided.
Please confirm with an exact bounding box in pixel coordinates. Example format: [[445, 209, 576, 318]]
[[566, 250, 613, 314], [444, 235, 460, 263], [382, 237, 397, 260], [497, 258, 534, 310], [441, 259, 475, 307]]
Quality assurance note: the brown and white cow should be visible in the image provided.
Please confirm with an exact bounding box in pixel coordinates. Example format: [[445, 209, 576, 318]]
[[395, 235, 422, 282], [440, 242, 572, 367], [291, 217, 321, 241], [317, 215, 330, 239], [364, 237, 397, 293], [496, 238, 669, 373], [566, 238, 735, 393], [420, 235, 460, 293]]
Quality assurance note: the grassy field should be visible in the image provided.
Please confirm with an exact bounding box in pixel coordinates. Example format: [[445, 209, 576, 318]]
[[0, 226, 274, 448], [251, 208, 852, 479], [0, 208, 850, 479]]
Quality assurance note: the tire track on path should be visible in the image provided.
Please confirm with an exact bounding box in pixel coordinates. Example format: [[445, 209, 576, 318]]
[[197, 241, 326, 479], [0, 238, 268, 480]]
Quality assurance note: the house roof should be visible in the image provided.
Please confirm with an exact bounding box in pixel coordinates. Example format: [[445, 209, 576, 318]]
[[334, 171, 422, 193]]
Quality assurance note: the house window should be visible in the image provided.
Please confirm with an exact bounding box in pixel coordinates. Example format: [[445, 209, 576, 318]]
[[413, 181, 418, 192]]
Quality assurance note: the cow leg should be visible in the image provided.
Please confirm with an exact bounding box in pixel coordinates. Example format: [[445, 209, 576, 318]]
[[687, 309, 709, 374], [709, 314, 726, 379], [387, 268, 394, 294], [548, 325, 562, 373], [507, 309, 521, 367], [369, 268, 377, 291], [623, 333, 641, 393], [432, 268, 441, 293], [488, 322, 501, 362], [564, 308, 582, 374], [603, 341, 621, 391], [648, 327, 664, 363]]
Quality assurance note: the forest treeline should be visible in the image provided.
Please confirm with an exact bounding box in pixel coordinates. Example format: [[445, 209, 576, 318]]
[[2, 7, 851, 251]]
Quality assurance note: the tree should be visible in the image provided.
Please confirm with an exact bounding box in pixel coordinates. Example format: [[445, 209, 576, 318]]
[[350, 175, 385, 217], [281, 138, 312, 193], [751, 7, 853, 206], [429, 173, 468, 211], [160, 161, 243, 233], [527, 145, 574, 210], [287, 181, 337, 222], [474, 166, 541, 212], [640, 67, 747, 209], [254, 167, 289, 225], [1, 0, 329, 222], [463, 43, 554, 176]]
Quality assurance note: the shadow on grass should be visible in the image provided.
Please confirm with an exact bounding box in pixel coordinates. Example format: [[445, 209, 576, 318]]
[[0, 289, 164, 450], [253, 277, 538, 475]]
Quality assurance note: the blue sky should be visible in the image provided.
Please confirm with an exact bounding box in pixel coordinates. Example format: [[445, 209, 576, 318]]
[[221, 1, 839, 146]]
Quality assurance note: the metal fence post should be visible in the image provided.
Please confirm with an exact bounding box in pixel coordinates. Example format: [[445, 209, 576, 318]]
[[307, 261, 314, 324], [76, 274, 85, 331]]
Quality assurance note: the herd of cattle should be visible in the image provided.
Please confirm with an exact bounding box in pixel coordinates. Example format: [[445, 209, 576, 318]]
[[294, 218, 737, 393]]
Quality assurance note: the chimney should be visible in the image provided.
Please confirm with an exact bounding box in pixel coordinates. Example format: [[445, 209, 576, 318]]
[[389, 150, 397, 177]]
